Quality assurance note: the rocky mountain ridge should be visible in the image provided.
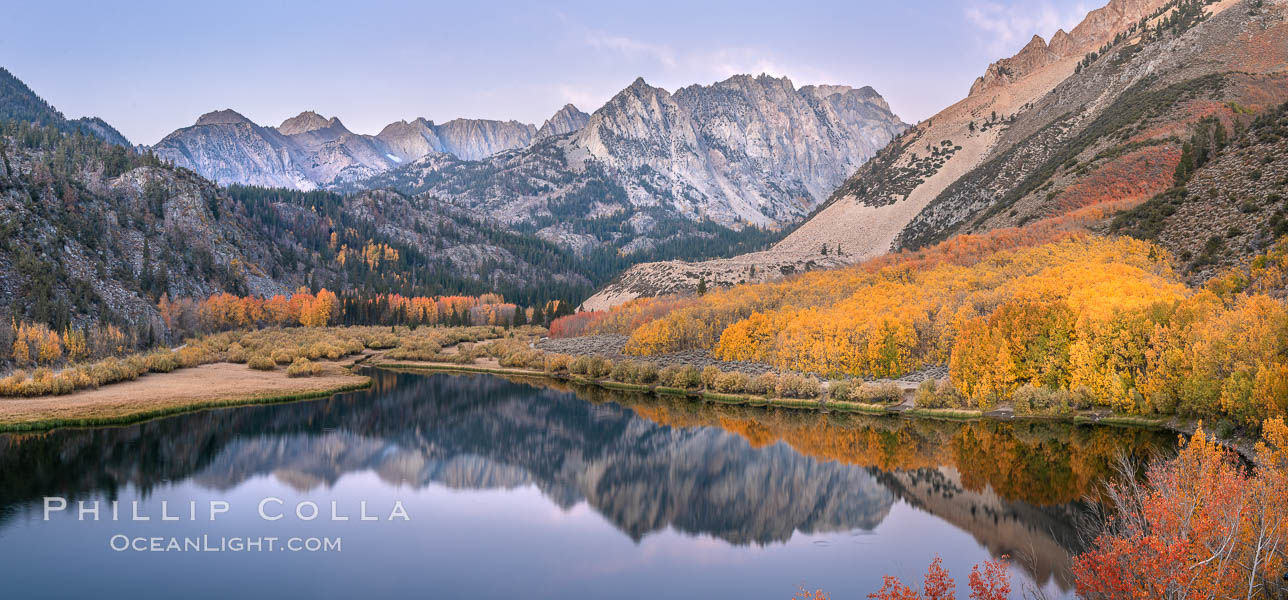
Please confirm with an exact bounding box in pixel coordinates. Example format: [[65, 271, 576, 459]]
[[152, 105, 570, 190], [564, 75, 906, 226], [357, 74, 906, 271]]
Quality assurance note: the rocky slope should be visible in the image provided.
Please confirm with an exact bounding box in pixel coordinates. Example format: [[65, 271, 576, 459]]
[[0, 129, 306, 332], [891, 0, 1283, 250], [423, 117, 538, 160], [1110, 98, 1288, 282], [584, 0, 1287, 309], [569, 76, 906, 226], [153, 106, 564, 190]]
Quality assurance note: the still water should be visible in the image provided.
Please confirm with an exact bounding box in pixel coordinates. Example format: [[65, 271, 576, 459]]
[[0, 369, 1172, 599]]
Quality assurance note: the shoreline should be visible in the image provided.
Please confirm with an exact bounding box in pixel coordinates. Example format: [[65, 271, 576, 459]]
[[370, 359, 1189, 429], [0, 382, 371, 433], [0, 361, 371, 434], [369, 358, 1261, 462]]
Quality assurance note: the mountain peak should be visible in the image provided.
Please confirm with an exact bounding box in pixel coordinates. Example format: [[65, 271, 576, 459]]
[[755, 73, 793, 87], [1049, 29, 1075, 55], [195, 109, 253, 127], [624, 76, 662, 95], [969, 0, 1170, 96], [278, 110, 343, 135], [711, 73, 795, 91], [537, 104, 591, 139], [801, 84, 854, 99]]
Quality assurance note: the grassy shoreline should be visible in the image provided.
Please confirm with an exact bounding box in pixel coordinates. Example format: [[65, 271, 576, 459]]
[[0, 324, 511, 434], [0, 378, 371, 433]]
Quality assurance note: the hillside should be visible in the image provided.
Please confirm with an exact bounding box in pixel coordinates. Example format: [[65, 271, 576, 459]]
[[585, 0, 1287, 309], [1111, 98, 1288, 282], [0, 67, 130, 146], [894, 0, 1285, 251], [0, 117, 599, 343]]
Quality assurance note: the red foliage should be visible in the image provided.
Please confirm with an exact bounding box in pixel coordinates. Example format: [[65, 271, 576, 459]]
[[1073, 421, 1288, 599], [792, 588, 830, 600], [549, 311, 609, 338], [867, 556, 1007, 600], [967, 559, 1011, 600], [922, 556, 956, 600], [1051, 144, 1179, 214]]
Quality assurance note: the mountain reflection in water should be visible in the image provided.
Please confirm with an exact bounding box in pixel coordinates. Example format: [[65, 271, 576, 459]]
[[0, 369, 1171, 595]]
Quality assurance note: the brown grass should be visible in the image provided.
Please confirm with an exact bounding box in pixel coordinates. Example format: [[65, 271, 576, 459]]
[[0, 360, 367, 430]]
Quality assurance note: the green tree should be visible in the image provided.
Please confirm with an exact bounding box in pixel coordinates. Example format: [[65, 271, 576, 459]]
[[1174, 141, 1194, 185]]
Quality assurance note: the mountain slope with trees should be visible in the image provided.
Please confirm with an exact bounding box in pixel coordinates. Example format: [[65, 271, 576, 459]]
[[0, 114, 599, 350], [0, 67, 130, 147]]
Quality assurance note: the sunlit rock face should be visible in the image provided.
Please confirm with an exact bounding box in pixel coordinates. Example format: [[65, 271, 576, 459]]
[[562, 74, 906, 227]]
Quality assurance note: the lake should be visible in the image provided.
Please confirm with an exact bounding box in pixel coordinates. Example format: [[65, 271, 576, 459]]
[[0, 369, 1172, 599]]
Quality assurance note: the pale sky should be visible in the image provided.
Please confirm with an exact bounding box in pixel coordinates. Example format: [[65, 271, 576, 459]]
[[2, 0, 1092, 145]]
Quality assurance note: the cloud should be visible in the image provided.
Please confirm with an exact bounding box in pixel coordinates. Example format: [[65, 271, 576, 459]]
[[964, 0, 1090, 55], [583, 31, 676, 68], [555, 84, 613, 110], [556, 24, 851, 117], [700, 47, 839, 86], [579, 28, 838, 89]]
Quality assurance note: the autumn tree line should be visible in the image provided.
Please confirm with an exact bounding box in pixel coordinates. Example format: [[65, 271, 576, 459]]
[[1, 289, 571, 369], [170, 289, 571, 332]]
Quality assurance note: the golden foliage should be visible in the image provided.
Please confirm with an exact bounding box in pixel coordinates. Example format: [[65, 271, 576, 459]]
[[591, 231, 1288, 424]]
